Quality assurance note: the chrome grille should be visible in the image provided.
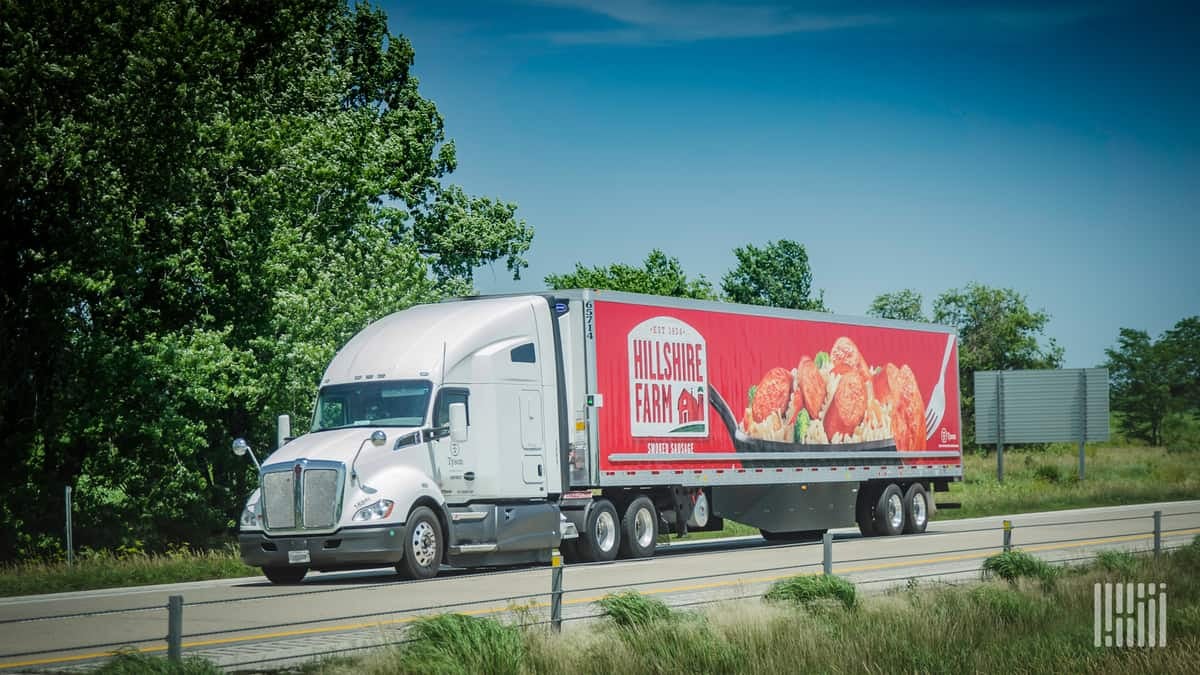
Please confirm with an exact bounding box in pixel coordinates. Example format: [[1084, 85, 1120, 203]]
[[302, 469, 339, 529], [259, 460, 344, 531], [261, 471, 295, 529]]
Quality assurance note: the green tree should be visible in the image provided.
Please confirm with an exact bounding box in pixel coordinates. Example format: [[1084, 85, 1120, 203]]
[[1105, 329, 1171, 446], [545, 250, 715, 299], [867, 289, 927, 322], [1160, 317, 1200, 411], [0, 0, 530, 559], [932, 283, 1064, 447], [721, 240, 827, 311]]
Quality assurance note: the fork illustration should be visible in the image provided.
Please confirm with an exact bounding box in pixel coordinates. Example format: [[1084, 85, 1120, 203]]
[[925, 333, 957, 440]]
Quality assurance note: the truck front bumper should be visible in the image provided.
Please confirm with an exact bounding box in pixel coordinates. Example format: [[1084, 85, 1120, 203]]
[[239, 525, 405, 570]]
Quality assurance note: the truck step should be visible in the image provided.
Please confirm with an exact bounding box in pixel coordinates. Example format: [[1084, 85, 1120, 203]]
[[936, 501, 962, 510]]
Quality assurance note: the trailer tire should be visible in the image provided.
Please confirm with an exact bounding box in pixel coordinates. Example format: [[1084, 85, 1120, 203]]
[[395, 506, 442, 580], [902, 483, 929, 534], [856, 484, 879, 537], [760, 529, 826, 542], [618, 496, 658, 559], [579, 499, 620, 562], [874, 484, 905, 536], [263, 566, 307, 584]]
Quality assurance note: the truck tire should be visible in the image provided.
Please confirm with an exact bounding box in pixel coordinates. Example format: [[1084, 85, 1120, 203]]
[[760, 529, 826, 543], [856, 483, 878, 537], [902, 483, 929, 534], [263, 566, 307, 584], [618, 496, 658, 559], [578, 498, 620, 562], [874, 483, 905, 536], [395, 506, 442, 580]]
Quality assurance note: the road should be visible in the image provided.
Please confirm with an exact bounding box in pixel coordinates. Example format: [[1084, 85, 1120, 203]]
[[1, 500, 1197, 672]]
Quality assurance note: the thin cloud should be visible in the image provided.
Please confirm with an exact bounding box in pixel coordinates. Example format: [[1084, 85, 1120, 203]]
[[527, 0, 1118, 45]]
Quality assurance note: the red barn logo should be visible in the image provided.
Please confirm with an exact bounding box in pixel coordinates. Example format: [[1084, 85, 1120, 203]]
[[627, 316, 708, 437]]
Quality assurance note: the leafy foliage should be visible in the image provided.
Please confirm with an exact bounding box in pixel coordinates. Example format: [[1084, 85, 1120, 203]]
[[0, 0, 530, 559], [545, 249, 715, 299], [933, 283, 1063, 447], [721, 239, 827, 311], [1106, 317, 1199, 446], [867, 289, 927, 322]]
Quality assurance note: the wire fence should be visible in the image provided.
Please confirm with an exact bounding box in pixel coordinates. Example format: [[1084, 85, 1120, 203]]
[[2, 506, 1197, 672]]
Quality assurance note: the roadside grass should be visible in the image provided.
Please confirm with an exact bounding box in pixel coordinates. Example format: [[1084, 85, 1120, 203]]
[[672, 444, 1200, 543], [0, 544, 255, 597], [4, 445, 1195, 597], [276, 539, 1200, 675]]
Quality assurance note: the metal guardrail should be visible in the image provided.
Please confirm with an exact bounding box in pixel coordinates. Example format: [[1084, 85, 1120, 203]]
[[1, 507, 1197, 671]]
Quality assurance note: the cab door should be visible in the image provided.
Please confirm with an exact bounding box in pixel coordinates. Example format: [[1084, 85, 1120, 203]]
[[431, 387, 474, 503]]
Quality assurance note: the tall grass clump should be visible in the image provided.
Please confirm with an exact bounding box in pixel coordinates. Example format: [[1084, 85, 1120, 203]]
[[764, 574, 857, 610], [94, 650, 221, 675], [1095, 550, 1139, 578], [982, 550, 1059, 588], [397, 614, 524, 675], [595, 591, 674, 628]]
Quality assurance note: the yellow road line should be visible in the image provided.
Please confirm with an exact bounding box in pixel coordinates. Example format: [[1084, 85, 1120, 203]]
[[4, 526, 1198, 670]]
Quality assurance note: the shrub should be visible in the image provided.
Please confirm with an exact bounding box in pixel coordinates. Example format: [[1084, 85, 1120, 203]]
[[400, 614, 524, 675], [764, 574, 857, 610]]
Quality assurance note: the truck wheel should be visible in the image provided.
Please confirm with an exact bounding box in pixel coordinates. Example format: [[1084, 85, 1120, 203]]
[[395, 506, 442, 580], [263, 566, 307, 584], [902, 484, 929, 534], [618, 496, 658, 559], [855, 484, 878, 537], [579, 499, 620, 562], [761, 529, 826, 542], [874, 484, 905, 536]]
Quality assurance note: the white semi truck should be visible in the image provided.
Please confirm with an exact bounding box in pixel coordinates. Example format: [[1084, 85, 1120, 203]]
[[235, 291, 963, 583]]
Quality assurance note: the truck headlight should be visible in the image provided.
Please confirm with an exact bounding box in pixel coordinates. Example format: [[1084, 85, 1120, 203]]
[[240, 501, 261, 528], [352, 499, 395, 522]]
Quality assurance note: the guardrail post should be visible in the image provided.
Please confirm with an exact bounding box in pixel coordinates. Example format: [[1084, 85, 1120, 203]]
[[167, 595, 183, 662], [822, 531, 833, 575], [1002, 520, 1012, 553], [64, 486, 74, 567], [550, 551, 563, 633], [1153, 511, 1162, 558]]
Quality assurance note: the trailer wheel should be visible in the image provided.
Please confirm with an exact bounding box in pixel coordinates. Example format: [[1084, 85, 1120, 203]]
[[760, 529, 826, 542], [873, 484, 905, 536], [579, 499, 620, 562], [395, 506, 442, 580], [618, 496, 658, 559], [855, 484, 879, 537], [263, 566, 307, 584], [902, 484, 929, 534]]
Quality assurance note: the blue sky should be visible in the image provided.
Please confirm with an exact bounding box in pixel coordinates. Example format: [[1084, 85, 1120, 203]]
[[382, 0, 1198, 368]]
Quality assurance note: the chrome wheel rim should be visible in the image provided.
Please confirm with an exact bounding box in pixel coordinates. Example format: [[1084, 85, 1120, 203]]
[[912, 492, 927, 528], [634, 506, 654, 548], [689, 492, 709, 528], [411, 521, 437, 568], [887, 493, 904, 531], [596, 510, 616, 552]]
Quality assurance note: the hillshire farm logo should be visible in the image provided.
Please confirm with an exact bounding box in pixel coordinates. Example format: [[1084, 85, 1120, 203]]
[[628, 316, 708, 437]]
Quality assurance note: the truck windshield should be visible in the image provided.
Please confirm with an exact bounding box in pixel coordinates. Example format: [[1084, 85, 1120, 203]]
[[310, 380, 433, 432]]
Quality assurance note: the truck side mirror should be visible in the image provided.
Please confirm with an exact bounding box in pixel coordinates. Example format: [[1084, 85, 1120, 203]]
[[449, 402, 468, 443]]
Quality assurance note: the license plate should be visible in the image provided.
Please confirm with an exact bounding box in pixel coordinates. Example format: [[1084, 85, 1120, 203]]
[[288, 550, 311, 564]]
